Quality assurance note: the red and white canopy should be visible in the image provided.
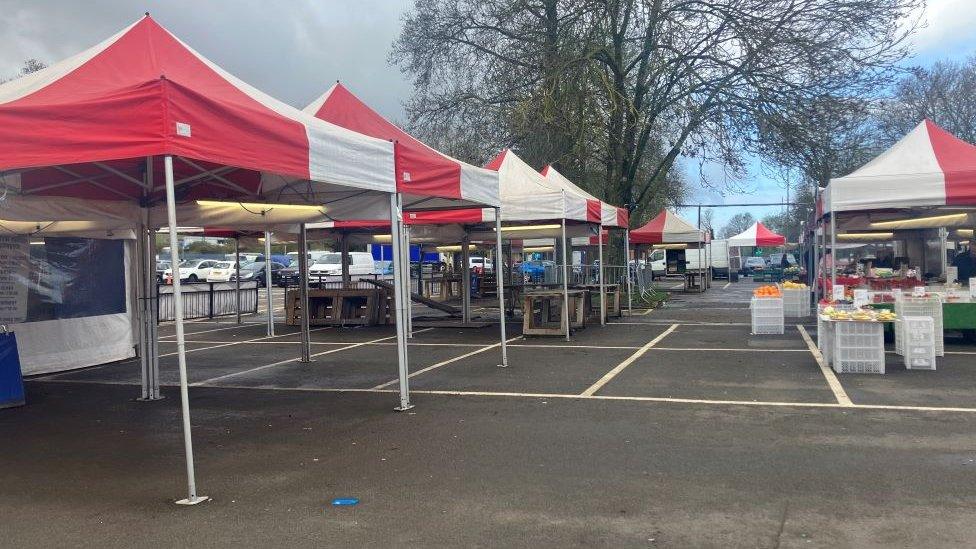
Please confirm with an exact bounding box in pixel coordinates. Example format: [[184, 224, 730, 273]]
[[540, 166, 628, 228], [0, 15, 396, 226], [727, 222, 785, 247], [826, 119, 976, 213], [629, 210, 704, 244], [305, 83, 499, 208]]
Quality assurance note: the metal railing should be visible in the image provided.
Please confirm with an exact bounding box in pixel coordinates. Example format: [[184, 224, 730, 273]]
[[157, 281, 259, 322]]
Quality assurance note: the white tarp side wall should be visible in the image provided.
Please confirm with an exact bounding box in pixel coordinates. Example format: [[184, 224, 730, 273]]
[[15, 240, 136, 375]]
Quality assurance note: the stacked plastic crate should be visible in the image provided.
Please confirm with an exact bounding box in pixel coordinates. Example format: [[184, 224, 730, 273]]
[[751, 296, 784, 335], [782, 287, 811, 317], [832, 321, 886, 374], [816, 302, 855, 360], [901, 316, 937, 370], [894, 294, 943, 357]]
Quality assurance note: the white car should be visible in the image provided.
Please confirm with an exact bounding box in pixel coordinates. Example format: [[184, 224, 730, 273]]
[[469, 256, 493, 271], [164, 259, 218, 283], [206, 261, 237, 282], [309, 252, 376, 278]]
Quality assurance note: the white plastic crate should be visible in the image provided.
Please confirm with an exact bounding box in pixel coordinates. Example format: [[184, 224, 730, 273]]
[[832, 321, 885, 374], [782, 287, 811, 317], [902, 316, 936, 370], [894, 294, 943, 356], [816, 303, 855, 353], [751, 297, 784, 335]]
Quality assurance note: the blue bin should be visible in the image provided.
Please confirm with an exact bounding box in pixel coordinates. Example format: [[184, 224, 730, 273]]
[[0, 331, 25, 409]]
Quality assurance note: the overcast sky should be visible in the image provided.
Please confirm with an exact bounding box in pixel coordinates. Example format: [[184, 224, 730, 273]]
[[1, 0, 973, 232], [0, 0, 415, 121]]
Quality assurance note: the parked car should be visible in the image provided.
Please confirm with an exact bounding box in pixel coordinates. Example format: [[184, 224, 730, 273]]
[[155, 260, 171, 283], [766, 253, 797, 268], [164, 259, 218, 283], [469, 256, 494, 273], [309, 252, 376, 278], [206, 261, 238, 282], [236, 261, 286, 287], [741, 257, 766, 275]]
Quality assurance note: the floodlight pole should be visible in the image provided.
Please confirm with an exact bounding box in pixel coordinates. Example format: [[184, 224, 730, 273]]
[[164, 155, 207, 506], [624, 229, 633, 315], [264, 230, 274, 337], [494, 209, 509, 367], [598, 224, 606, 325], [561, 215, 570, 341], [298, 222, 311, 363], [389, 193, 413, 410]]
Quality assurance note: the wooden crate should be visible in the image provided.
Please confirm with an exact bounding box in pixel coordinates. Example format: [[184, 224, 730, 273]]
[[285, 288, 384, 326]]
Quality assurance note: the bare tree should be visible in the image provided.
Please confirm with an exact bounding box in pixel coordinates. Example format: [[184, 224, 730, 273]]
[[1, 58, 46, 84], [877, 55, 976, 144], [392, 0, 921, 226]]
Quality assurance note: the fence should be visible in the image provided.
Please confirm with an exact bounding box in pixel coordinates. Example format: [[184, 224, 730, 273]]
[[157, 281, 259, 322]]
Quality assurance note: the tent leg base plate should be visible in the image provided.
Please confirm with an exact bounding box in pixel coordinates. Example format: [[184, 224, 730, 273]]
[[135, 395, 165, 402], [394, 404, 415, 412], [175, 495, 209, 506]]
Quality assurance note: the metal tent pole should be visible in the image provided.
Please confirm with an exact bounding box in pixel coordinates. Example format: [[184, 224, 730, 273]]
[[340, 233, 350, 287], [264, 230, 274, 337], [235, 237, 241, 324], [298, 223, 311, 363], [136, 220, 149, 399], [389, 193, 413, 410], [403, 225, 413, 338], [494, 209, 509, 367], [624, 229, 633, 315], [598, 225, 606, 325], [148, 227, 161, 398], [561, 217, 570, 341], [164, 155, 207, 506], [829, 214, 837, 290], [461, 233, 471, 324]]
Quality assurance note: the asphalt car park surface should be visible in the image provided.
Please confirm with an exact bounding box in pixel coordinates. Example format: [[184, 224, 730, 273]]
[[6, 280, 976, 547]]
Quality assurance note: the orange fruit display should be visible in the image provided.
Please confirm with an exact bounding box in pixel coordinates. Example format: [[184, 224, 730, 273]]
[[753, 285, 782, 298]]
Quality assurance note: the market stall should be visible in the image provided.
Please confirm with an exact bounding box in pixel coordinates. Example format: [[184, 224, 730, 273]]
[[304, 83, 505, 358], [727, 222, 788, 282], [629, 210, 709, 292], [817, 119, 976, 340], [0, 15, 406, 505]]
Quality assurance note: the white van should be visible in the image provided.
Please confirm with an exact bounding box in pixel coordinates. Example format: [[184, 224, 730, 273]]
[[685, 239, 733, 279], [309, 252, 376, 277]]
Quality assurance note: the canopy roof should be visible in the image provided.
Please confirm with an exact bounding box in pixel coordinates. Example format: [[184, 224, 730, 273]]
[[304, 82, 498, 208], [0, 15, 396, 224], [539, 165, 628, 228], [727, 222, 785, 247], [630, 210, 704, 244], [826, 120, 976, 214]]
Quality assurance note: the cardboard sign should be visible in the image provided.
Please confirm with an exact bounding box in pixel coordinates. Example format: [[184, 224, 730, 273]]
[[853, 289, 869, 307], [947, 266, 958, 285], [970, 278, 976, 299], [832, 285, 846, 302], [912, 286, 927, 298]]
